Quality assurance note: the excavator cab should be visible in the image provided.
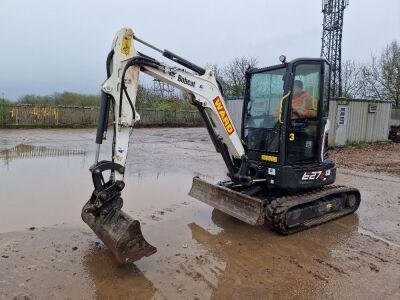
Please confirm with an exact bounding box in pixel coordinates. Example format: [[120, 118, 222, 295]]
[[191, 58, 359, 233], [242, 58, 335, 191]]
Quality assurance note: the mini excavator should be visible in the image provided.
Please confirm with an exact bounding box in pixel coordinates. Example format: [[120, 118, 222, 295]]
[[82, 28, 361, 264]]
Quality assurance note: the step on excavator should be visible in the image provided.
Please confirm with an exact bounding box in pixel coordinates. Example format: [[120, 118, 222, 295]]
[[82, 28, 361, 264]]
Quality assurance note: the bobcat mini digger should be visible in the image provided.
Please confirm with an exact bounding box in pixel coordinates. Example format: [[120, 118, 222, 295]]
[[82, 28, 361, 264]]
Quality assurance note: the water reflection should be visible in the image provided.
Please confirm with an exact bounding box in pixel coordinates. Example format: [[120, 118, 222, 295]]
[[189, 210, 359, 299], [82, 243, 155, 299], [0, 143, 85, 165]]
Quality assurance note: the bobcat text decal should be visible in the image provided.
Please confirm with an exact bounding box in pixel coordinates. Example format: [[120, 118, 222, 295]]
[[177, 75, 195, 87], [213, 96, 235, 135]]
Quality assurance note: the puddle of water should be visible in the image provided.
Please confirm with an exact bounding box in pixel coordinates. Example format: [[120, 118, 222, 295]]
[[0, 154, 91, 232], [0, 143, 220, 234]]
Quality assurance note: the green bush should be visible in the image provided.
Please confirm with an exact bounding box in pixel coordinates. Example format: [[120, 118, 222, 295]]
[[17, 92, 100, 107]]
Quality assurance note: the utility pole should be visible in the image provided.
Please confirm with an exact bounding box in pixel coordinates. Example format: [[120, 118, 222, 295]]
[[321, 0, 349, 98]]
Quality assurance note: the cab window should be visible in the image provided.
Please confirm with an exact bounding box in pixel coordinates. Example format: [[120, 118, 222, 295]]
[[291, 64, 321, 120]]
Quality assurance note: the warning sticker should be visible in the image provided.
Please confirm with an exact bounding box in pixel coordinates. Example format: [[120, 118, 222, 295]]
[[121, 35, 132, 55]]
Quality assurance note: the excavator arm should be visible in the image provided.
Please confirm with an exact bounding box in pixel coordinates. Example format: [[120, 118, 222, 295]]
[[96, 28, 249, 188], [82, 27, 250, 264]]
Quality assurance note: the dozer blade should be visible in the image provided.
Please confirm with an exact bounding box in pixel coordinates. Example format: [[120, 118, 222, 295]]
[[81, 201, 157, 264], [189, 177, 265, 226]]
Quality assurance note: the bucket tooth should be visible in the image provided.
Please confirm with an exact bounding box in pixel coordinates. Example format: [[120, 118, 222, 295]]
[[188, 177, 265, 226], [82, 201, 157, 264]]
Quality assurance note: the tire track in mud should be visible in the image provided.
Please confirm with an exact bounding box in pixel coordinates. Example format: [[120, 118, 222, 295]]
[[187, 209, 400, 299], [313, 258, 349, 276], [315, 231, 400, 298], [141, 243, 226, 300], [123, 201, 228, 300]]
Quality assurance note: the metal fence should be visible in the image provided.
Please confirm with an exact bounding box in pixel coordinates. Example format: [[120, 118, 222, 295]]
[[136, 108, 202, 126], [0, 104, 203, 127]]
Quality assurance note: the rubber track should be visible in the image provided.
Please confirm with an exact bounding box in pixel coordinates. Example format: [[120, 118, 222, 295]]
[[265, 185, 361, 234]]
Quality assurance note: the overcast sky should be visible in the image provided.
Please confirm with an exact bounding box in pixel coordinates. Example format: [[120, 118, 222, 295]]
[[1, 0, 399, 100]]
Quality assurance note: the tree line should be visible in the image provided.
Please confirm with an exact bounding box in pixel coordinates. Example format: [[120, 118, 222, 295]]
[[0, 87, 193, 111], [341, 40, 399, 106], [1, 39, 398, 108]]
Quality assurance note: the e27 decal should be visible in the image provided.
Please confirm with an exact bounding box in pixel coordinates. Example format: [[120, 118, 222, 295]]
[[302, 171, 325, 181]]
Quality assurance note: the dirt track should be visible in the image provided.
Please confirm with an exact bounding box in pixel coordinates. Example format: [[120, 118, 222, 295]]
[[0, 128, 399, 299]]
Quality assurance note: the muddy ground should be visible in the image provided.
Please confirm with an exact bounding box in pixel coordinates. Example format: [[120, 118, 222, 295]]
[[0, 128, 399, 300], [331, 142, 400, 177]]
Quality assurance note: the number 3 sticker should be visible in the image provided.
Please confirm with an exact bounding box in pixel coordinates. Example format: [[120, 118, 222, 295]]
[[289, 133, 295, 141]]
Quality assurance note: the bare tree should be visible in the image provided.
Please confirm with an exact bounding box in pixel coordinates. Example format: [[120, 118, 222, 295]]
[[380, 41, 400, 106], [361, 54, 387, 100], [355, 41, 400, 106], [209, 64, 230, 96], [342, 59, 363, 98], [222, 56, 258, 97]]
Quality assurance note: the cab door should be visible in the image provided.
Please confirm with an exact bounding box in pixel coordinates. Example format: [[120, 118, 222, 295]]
[[286, 62, 324, 164]]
